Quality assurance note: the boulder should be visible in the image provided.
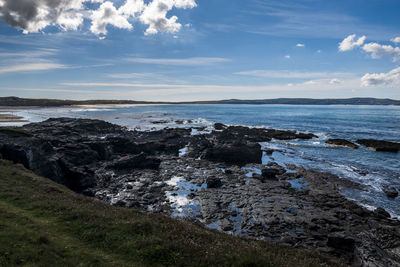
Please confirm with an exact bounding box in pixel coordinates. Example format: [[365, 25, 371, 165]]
[[214, 123, 227, 130], [357, 139, 400, 153], [204, 142, 262, 166], [327, 234, 356, 262], [327, 235, 355, 251], [326, 139, 359, 149], [374, 207, 391, 219], [382, 186, 398, 198], [258, 168, 281, 182], [206, 177, 223, 188]]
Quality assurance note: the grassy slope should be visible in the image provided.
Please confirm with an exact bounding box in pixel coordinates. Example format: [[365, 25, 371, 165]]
[[0, 160, 342, 266]]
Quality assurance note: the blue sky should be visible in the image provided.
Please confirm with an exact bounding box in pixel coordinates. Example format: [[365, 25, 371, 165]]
[[0, 0, 399, 101]]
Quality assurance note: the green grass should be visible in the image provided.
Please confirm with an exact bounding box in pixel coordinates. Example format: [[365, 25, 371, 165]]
[[0, 160, 343, 266]]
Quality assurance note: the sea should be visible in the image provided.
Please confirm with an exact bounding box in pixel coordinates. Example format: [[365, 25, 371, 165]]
[[3, 104, 400, 218]]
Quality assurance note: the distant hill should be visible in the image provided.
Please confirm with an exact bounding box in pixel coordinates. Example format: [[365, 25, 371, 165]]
[[0, 96, 160, 107], [0, 96, 399, 107], [190, 98, 400, 105]]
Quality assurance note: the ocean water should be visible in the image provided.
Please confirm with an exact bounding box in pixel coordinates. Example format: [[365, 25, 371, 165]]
[[4, 104, 400, 217]]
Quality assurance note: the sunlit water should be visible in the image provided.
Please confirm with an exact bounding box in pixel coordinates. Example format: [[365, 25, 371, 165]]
[[3, 104, 400, 217]]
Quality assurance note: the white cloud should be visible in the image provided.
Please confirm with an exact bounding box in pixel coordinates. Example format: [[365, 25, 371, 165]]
[[139, 0, 177, 35], [361, 67, 400, 87], [303, 80, 315, 85], [0, 0, 93, 33], [285, 55, 291, 59], [0, 49, 57, 58], [126, 57, 230, 66], [174, 0, 197, 9], [0, 63, 66, 74], [118, 0, 145, 17], [108, 72, 159, 79], [329, 78, 341, 84], [235, 70, 352, 79], [90, 1, 132, 35], [0, 0, 197, 36], [339, 34, 366, 51], [296, 43, 305, 47], [391, 37, 400, 44], [362, 42, 400, 62]]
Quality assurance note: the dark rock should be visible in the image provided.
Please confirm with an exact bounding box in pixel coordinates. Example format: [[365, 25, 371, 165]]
[[204, 142, 262, 166], [374, 207, 391, 219], [206, 177, 222, 188], [326, 139, 359, 149], [260, 168, 281, 181], [220, 219, 233, 231], [266, 162, 286, 175], [266, 129, 318, 140], [225, 169, 233, 174], [24, 117, 125, 136], [152, 120, 170, 124], [108, 153, 160, 171], [357, 139, 400, 153], [327, 235, 355, 262], [264, 149, 274, 155], [382, 186, 398, 198], [214, 123, 227, 130]]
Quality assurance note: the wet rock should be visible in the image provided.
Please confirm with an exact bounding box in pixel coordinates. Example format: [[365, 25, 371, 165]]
[[374, 207, 391, 219], [219, 219, 233, 231], [260, 168, 280, 181], [286, 164, 297, 170], [108, 153, 161, 171], [206, 177, 222, 188], [266, 129, 317, 140], [225, 169, 233, 174], [152, 120, 170, 124], [214, 123, 227, 130], [204, 142, 262, 166], [263, 149, 274, 155], [326, 139, 359, 149], [382, 186, 399, 198], [357, 139, 400, 153], [266, 162, 286, 175]]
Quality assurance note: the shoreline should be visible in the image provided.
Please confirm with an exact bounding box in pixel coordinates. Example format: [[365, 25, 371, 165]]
[[0, 112, 28, 123], [0, 117, 399, 265], [73, 103, 171, 108]]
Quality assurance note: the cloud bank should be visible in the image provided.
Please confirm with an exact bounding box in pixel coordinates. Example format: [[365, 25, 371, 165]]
[[362, 43, 400, 62], [361, 67, 400, 87], [339, 34, 400, 62], [0, 0, 197, 36], [339, 34, 400, 88], [392, 37, 400, 44]]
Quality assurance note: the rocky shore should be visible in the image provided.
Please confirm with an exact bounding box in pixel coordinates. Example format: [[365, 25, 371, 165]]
[[1, 118, 400, 266]]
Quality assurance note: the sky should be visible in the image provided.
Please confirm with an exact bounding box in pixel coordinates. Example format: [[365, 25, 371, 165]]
[[0, 0, 399, 101]]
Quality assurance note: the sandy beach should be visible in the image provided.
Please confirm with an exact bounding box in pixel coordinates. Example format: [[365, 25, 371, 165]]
[[0, 111, 27, 123], [73, 104, 170, 108]]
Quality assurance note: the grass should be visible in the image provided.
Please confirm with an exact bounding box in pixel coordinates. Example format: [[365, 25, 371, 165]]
[[0, 160, 343, 266]]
